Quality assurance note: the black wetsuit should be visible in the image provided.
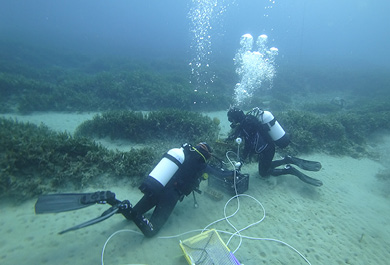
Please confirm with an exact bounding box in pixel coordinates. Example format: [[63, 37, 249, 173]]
[[227, 111, 323, 186], [128, 145, 208, 237], [229, 114, 276, 177]]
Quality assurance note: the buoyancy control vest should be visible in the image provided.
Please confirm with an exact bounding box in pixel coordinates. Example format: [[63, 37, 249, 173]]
[[171, 144, 207, 196]]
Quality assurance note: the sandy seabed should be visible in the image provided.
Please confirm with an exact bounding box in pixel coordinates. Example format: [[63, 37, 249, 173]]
[[1, 111, 390, 265]]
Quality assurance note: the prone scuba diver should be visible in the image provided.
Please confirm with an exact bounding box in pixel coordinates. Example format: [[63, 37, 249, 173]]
[[226, 107, 323, 187], [35, 142, 240, 237]]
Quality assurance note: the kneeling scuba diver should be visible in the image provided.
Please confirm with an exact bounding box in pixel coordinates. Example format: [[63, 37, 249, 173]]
[[35, 142, 242, 237], [227, 107, 323, 187]]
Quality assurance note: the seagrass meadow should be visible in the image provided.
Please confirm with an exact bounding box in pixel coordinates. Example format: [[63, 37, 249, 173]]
[[1, 43, 390, 202]]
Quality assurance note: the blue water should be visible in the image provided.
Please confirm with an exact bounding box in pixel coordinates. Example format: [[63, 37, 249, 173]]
[[1, 0, 389, 68]]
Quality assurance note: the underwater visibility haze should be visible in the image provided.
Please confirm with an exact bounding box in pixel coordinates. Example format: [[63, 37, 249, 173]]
[[1, 1, 390, 265], [0, 0, 389, 110], [1, 0, 389, 72], [1, 0, 389, 110]]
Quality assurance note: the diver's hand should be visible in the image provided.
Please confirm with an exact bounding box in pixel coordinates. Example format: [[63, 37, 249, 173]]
[[235, 160, 244, 172]]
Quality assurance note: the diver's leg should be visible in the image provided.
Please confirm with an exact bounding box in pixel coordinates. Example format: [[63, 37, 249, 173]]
[[132, 194, 158, 216], [132, 187, 180, 238], [118, 194, 154, 221], [271, 158, 287, 168], [122, 179, 163, 221], [258, 144, 275, 177]]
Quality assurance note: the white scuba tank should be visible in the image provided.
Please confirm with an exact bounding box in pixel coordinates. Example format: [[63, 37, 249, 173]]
[[259, 110, 290, 148], [149, 148, 185, 187]]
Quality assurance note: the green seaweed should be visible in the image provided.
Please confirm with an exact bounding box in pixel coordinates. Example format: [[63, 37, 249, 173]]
[[0, 109, 222, 200], [75, 109, 220, 144], [375, 169, 390, 181], [275, 109, 390, 157], [0, 118, 156, 201], [302, 102, 342, 114], [0, 53, 233, 113]]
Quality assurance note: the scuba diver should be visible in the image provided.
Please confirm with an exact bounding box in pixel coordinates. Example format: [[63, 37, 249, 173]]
[[35, 142, 238, 237], [227, 107, 323, 187]]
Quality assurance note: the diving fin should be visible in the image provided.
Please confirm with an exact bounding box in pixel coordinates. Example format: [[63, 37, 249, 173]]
[[59, 206, 119, 234], [271, 165, 323, 187], [35, 191, 117, 214], [285, 156, 322, 171], [285, 165, 323, 187]]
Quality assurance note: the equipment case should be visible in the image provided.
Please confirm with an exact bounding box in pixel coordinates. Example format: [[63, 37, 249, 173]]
[[208, 172, 249, 195]]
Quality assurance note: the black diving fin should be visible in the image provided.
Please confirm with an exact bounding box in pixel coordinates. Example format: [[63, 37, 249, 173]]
[[35, 191, 117, 214], [285, 156, 322, 172], [58, 206, 119, 234], [285, 165, 323, 187], [272, 165, 323, 187]]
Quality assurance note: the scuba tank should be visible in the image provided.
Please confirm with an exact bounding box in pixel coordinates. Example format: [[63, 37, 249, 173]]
[[249, 107, 290, 148], [149, 147, 185, 187], [140, 147, 185, 196]]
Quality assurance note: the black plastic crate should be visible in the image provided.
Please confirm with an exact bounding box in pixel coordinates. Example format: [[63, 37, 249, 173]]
[[208, 172, 249, 195]]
